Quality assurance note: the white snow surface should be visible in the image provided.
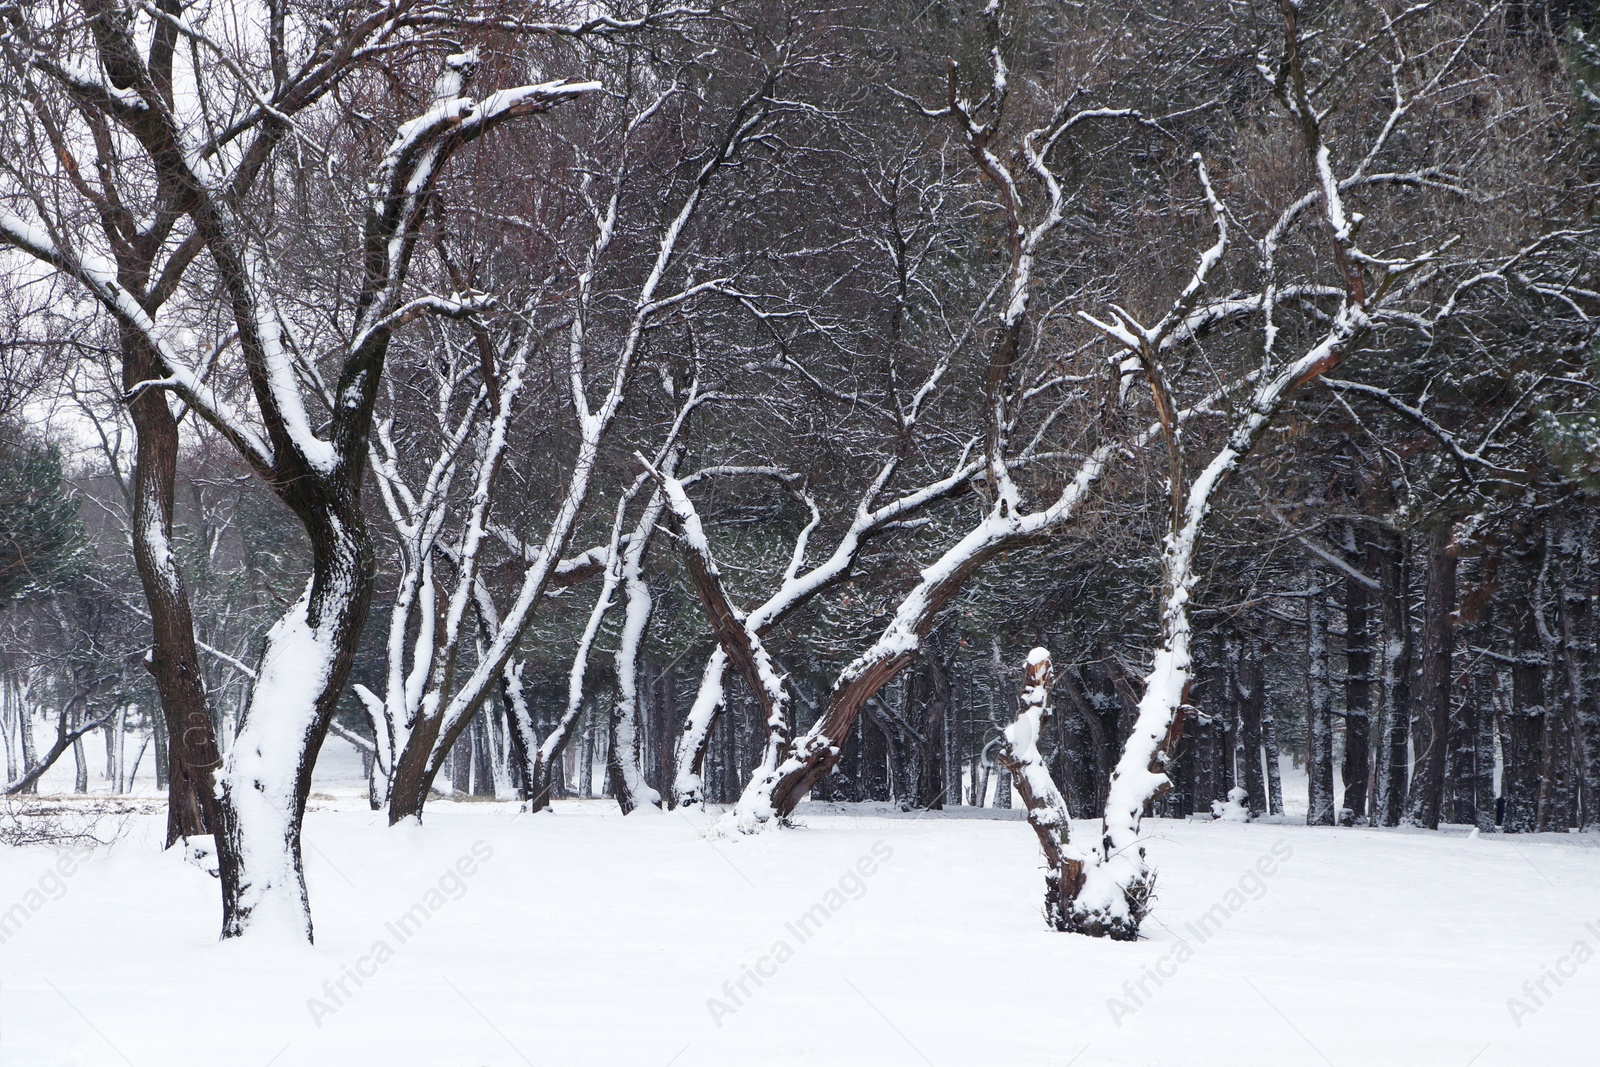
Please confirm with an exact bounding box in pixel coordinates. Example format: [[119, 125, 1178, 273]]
[[3, 795, 1596, 1066]]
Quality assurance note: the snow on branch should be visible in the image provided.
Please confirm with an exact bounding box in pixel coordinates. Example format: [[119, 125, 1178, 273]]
[[0, 211, 275, 474]]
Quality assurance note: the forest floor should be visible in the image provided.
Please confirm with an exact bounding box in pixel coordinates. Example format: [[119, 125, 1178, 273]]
[[3, 780, 1597, 1067]]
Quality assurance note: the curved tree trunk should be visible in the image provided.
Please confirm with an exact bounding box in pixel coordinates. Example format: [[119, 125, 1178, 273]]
[[993, 649, 1075, 929], [215, 515, 374, 940], [122, 331, 226, 848]]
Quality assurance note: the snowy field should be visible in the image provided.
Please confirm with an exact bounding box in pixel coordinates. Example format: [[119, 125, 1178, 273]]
[[3, 777, 1598, 1067]]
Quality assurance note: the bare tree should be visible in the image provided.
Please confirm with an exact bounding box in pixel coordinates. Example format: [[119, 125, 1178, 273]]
[[1, 1, 596, 938]]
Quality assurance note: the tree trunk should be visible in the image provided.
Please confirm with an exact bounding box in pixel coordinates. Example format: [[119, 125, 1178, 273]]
[[121, 332, 226, 846], [579, 701, 596, 799], [994, 650, 1077, 928], [471, 715, 495, 798], [73, 731, 87, 794], [1449, 544, 1497, 826], [1260, 663, 1284, 817], [1504, 538, 1547, 833], [1237, 642, 1268, 817], [18, 699, 38, 793], [2, 679, 16, 785], [214, 512, 376, 941], [1373, 528, 1413, 827], [913, 639, 951, 810], [1341, 525, 1373, 822], [1556, 518, 1593, 828], [1306, 567, 1336, 826], [1535, 529, 1576, 830], [152, 707, 169, 791], [654, 664, 677, 800], [1407, 523, 1456, 829]]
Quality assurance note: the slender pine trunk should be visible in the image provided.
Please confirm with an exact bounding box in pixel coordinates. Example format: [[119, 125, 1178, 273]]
[[1341, 525, 1373, 822], [1306, 567, 1336, 826]]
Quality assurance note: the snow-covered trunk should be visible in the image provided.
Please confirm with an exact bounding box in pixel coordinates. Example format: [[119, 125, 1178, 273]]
[[750, 435, 1115, 826], [1, 680, 15, 784], [1236, 646, 1269, 817], [1259, 690, 1284, 815], [72, 733, 87, 794], [1063, 305, 1369, 939], [672, 651, 730, 806], [755, 532, 1007, 824], [1306, 567, 1336, 825], [18, 686, 38, 788], [528, 600, 614, 812], [485, 695, 513, 800], [579, 704, 597, 798], [390, 396, 626, 821], [215, 513, 373, 941], [993, 649, 1076, 929], [392, 72, 763, 823], [112, 705, 128, 794], [724, 672, 793, 833], [653, 473, 792, 832], [499, 660, 536, 800], [1062, 518, 1195, 939], [357, 547, 437, 810], [607, 488, 668, 814], [526, 485, 649, 813]]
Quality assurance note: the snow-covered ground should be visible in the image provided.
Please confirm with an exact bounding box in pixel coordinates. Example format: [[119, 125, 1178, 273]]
[[3, 785, 1597, 1067]]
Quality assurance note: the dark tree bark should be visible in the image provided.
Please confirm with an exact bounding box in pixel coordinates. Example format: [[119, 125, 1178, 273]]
[[653, 663, 677, 799], [1555, 517, 1593, 828], [1059, 663, 1117, 814], [1503, 535, 1547, 833], [1306, 567, 1336, 825], [472, 714, 495, 798], [1535, 525, 1577, 831], [1373, 528, 1413, 827], [579, 701, 596, 799], [911, 637, 951, 809], [1237, 642, 1268, 817], [859, 702, 891, 802], [121, 334, 228, 847], [1408, 523, 1456, 829], [1448, 543, 1497, 826], [1259, 645, 1285, 817], [1341, 525, 1373, 822], [450, 726, 470, 794]]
